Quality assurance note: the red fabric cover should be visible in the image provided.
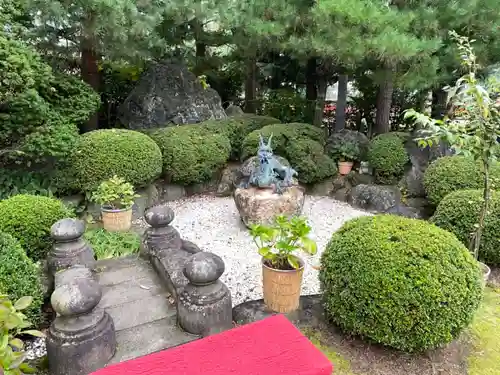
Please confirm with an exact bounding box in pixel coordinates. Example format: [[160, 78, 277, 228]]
[[91, 314, 333, 375]]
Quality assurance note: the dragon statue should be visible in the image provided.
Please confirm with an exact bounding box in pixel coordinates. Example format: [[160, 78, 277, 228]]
[[242, 134, 297, 194]]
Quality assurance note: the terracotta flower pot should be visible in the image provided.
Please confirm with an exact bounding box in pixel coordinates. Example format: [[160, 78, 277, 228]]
[[262, 257, 304, 313], [101, 207, 132, 232], [338, 161, 354, 175]]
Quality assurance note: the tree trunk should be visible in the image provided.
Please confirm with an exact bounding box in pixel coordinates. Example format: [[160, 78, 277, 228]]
[[335, 74, 348, 131], [192, 19, 206, 76], [81, 37, 100, 132], [313, 76, 327, 127], [244, 57, 257, 113], [471, 161, 491, 260], [305, 57, 317, 124], [431, 88, 448, 119], [375, 67, 394, 135]]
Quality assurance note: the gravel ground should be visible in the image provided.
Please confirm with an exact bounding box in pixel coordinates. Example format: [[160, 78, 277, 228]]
[[144, 194, 370, 305]]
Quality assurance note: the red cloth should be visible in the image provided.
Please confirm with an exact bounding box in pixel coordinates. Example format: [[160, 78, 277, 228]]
[[92, 314, 333, 375]]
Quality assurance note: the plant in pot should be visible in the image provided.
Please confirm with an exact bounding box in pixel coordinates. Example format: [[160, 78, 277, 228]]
[[330, 141, 360, 175], [250, 215, 317, 313], [91, 175, 139, 232]]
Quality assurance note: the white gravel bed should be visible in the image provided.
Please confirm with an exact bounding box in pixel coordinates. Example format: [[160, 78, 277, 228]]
[[163, 195, 370, 306]]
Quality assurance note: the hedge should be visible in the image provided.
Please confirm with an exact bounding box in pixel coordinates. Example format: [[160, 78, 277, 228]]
[[0, 194, 73, 262], [431, 189, 500, 265], [320, 215, 483, 352], [71, 129, 163, 192], [0, 232, 44, 326], [149, 125, 231, 185], [423, 156, 500, 206], [367, 132, 409, 184], [240, 123, 334, 183], [201, 115, 280, 159]]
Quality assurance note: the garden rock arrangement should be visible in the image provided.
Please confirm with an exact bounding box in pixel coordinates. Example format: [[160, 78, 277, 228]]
[[119, 61, 227, 129]]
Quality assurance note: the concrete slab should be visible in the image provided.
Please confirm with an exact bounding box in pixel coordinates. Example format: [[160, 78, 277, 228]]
[[99, 276, 165, 308]]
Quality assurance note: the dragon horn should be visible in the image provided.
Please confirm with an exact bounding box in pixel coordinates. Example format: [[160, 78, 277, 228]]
[[259, 133, 264, 147], [267, 133, 273, 148]]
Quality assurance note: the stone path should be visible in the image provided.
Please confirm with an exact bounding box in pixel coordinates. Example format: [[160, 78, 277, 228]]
[[96, 256, 197, 364]]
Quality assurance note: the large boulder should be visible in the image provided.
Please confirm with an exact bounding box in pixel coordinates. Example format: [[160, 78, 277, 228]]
[[119, 61, 226, 129], [349, 184, 401, 212]]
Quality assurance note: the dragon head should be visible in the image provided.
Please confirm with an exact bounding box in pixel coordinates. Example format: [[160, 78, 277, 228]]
[[257, 133, 273, 164]]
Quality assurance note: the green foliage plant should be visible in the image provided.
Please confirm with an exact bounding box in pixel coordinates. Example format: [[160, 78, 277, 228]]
[[0, 233, 44, 327], [406, 31, 500, 260], [84, 229, 140, 260], [91, 176, 139, 210], [423, 156, 500, 205], [149, 125, 231, 185], [328, 140, 360, 162], [320, 215, 483, 352], [431, 189, 500, 265], [0, 294, 45, 375], [0, 194, 73, 262], [367, 132, 409, 184], [71, 129, 162, 192], [250, 215, 317, 270]]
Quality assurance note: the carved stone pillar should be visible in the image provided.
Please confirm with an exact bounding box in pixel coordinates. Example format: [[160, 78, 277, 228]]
[[47, 218, 96, 277], [143, 204, 202, 298], [46, 266, 116, 375], [177, 252, 233, 337]]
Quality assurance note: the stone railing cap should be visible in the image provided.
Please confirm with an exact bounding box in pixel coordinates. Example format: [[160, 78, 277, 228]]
[[51, 218, 85, 242], [184, 252, 225, 285], [144, 204, 175, 227]]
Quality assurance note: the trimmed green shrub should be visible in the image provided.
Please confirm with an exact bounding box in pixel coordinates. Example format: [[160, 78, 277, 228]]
[[201, 115, 280, 159], [431, 189, 500, 265], [367, 133, 409, 184], [241, 123, 333, 183], [423, 156, 500, 206], [150, 125, 231, 185], [71, 129, 162, 192], [0, 194, 73, 262], [320, 215, 483, 352], [0, 232, 44, 326]]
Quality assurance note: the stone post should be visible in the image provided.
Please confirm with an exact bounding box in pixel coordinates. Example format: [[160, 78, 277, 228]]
[[47, 218, 96, 277], [143, 204, 202, 298], [46, 266, 116, 375], [177, 252, 233, 337]]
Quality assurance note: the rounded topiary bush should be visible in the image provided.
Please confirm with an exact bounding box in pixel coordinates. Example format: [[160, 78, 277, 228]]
[[367, 133, 409, 184], [241, 123, 333, 183], [0, 232, 44, 326], [320, 215, 483, 352], [431, 189, 500, 265], [0, 194, 73, 262], [150, 125, 231, 185], [71, 129, 162, 192], [423, 156, 500, 206]]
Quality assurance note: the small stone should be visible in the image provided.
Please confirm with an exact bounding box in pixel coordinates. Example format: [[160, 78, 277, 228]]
[[184, 252, 225, 285], [51, 278, 102, 316], [144, 204, 175, 227], [51, 218, 85, 242]]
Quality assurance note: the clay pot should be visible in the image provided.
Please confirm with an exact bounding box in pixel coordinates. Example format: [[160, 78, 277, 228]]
[[262, 257, 304, 313], [338, 161, 354, 175], [101, 207, 132, 232]]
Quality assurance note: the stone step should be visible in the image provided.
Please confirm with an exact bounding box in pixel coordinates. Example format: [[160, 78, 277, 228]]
[[99, 276, 166, 309], [97, 262, 158, 287], [96, 255, 147, 271], [105, 294, 176, 331], [109, 317, 197, 364]]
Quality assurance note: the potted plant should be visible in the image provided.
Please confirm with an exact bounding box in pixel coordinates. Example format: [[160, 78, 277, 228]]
[[330, 141, 360, 175], [91, 175, 139, 232], [250, 215, 317, 313]]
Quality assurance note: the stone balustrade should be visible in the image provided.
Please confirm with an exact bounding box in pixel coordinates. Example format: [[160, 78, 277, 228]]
[[46, 266, 116, 375]]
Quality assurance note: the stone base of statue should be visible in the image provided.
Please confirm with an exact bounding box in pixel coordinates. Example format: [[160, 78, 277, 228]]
[[233, 185, 305, 227]]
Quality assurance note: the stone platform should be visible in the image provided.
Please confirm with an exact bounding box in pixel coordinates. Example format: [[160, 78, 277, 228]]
[[95, 256, 197, 364]]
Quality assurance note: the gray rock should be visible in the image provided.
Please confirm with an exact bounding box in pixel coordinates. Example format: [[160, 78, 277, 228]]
[[51, 278, 102, 317], [326, 129, 370, 160], [133, 185, 159, 220], [350, 184, 402, 212], [156, 181, 187, 201], [119, 61, 226, 129], [225, 104, 244, 116], [385, 205, 420, 219], [60, 194, 84, 210], [334, 188, 349, 202], [216, 163, 243, 196], [308, 177, 335, 196]]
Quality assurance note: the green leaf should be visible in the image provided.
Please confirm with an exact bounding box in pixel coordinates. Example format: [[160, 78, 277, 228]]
[[8, 338, 24, 350], [287, 255, 300, 269], [302, 237, 317, 255], [258, 247, 271, 257], [21, 330, 45, 338], [13, 297, 32, 311]]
